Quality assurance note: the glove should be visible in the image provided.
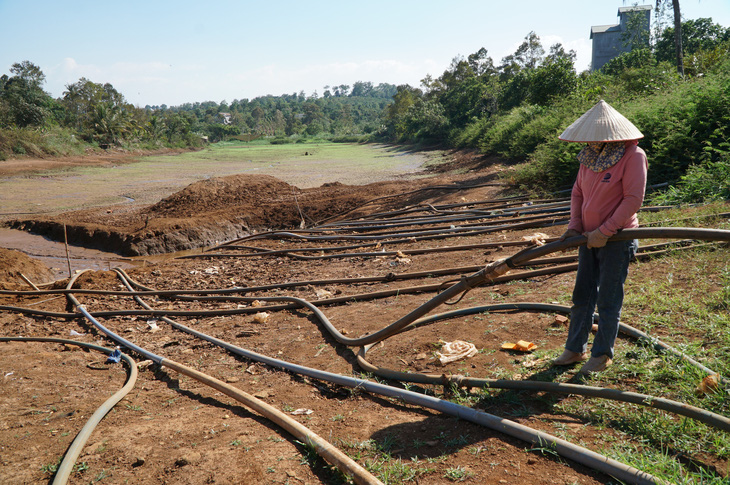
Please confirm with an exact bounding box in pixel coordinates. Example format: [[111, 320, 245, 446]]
[[559, 229, 581, 241], [585, 229, 610, 248]]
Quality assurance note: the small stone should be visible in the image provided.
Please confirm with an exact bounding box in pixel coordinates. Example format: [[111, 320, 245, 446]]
[[553, 315, 569, 326], [225, 377, 239, 383], [132, 457, 145, 467]]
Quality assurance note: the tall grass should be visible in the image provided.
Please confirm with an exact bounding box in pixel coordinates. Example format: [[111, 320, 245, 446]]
[[0, 125, 88, 160]]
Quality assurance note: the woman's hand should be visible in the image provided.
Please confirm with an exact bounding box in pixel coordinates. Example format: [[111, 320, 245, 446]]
[[584, 228, 609, 248]]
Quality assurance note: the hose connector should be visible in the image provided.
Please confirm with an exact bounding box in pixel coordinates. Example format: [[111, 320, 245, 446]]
[[483, 258, 510, 282]]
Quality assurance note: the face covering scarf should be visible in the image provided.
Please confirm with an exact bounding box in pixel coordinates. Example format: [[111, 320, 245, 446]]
[[577, 142, 625, 172]]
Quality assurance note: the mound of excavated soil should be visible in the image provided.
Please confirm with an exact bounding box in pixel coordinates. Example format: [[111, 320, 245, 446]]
[[5, 151, 506, 257], [147, 174, 302, 218], [0, 248, 54, 289]]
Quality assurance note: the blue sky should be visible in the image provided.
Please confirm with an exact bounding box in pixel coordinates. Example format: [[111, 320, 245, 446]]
[[2, 0, 729, 107]]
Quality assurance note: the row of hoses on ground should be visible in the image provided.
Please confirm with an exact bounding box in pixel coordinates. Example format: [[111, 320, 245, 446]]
[[1, 188, 729, 484]]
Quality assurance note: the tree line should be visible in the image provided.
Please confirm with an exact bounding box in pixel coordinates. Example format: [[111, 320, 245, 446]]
[[380, 13, 730, 198], [0, 64, 397, 158], [2, 10, 729, 200], [158, 82, 397, 142]]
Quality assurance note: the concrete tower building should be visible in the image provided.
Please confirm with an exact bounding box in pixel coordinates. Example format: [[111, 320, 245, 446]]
[[591, 5, 652, 71]]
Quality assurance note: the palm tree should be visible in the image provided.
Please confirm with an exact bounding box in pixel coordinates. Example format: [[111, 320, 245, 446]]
[[91, 102, 129, 147]]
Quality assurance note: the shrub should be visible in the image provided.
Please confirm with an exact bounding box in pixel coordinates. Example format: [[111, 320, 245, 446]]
[[651, 158, 730, 204], [331, 135, 368, 143], [452, 116, 491, 148], [269, 137, 293, 145], [478, 105, 545, 158], [630, 71, 730, 184]]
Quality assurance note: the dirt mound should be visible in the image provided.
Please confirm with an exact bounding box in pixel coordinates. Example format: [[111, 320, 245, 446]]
[[4, 150, 507, 256], [5, 175, 458, 256], [0, 248, 54, 288], [147, 174, 301, 218]]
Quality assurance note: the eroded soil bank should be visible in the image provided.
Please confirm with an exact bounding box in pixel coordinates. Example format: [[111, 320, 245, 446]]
[[4, 150, 506, 256]]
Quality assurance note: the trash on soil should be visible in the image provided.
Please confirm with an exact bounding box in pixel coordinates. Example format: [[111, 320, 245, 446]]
[[315, 288, 333, 299], [696, 374, 721, 395], [137, 360, 154, 370], [522, 232, 550, 246], [436, 340, 478, 365], [69, 329, 85, 336], [501, 340, 537, 352], [291, 408, 313, 415], [106, 347, 122, 364], [253, 312, 270, 324], [147, 320, 159, 332]]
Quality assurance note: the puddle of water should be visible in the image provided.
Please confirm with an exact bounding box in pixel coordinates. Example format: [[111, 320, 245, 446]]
[[0, 228, 138, 280]]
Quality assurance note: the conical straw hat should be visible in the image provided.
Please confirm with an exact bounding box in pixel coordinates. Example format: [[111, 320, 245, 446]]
[[559, 100, 643, 142]]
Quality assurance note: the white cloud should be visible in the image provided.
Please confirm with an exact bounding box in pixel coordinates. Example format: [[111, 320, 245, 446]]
[[542, 35, 593, 72]]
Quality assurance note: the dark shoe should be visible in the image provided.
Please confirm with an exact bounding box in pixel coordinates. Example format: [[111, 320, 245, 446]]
[[579, 355, 613, 374], [553, 350, 588, 366]]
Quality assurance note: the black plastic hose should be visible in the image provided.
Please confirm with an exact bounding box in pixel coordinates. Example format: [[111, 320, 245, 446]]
[[110, 269, 660, 485], [63, 271, 383, 485]]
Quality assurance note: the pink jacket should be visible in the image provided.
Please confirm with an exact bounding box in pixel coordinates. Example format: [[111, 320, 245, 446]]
[[567, 140, 648, 236]]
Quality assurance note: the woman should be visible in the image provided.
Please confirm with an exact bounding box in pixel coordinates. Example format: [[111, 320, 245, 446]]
[[553, 100, 648, 374]]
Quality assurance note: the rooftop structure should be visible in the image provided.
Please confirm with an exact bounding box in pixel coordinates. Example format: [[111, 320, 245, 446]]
[[591, 5, 652, 71]]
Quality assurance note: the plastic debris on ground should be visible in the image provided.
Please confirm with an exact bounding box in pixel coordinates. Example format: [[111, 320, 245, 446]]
[[522, 232, 550, 246], [253, 312, 270, 324], [436, 340, 478, 365], [106, 347, 122, 364], [501, 340, 537, 352]]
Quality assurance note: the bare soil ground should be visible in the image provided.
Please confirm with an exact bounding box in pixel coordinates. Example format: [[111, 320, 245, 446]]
[[0, 148, 727, 484]]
